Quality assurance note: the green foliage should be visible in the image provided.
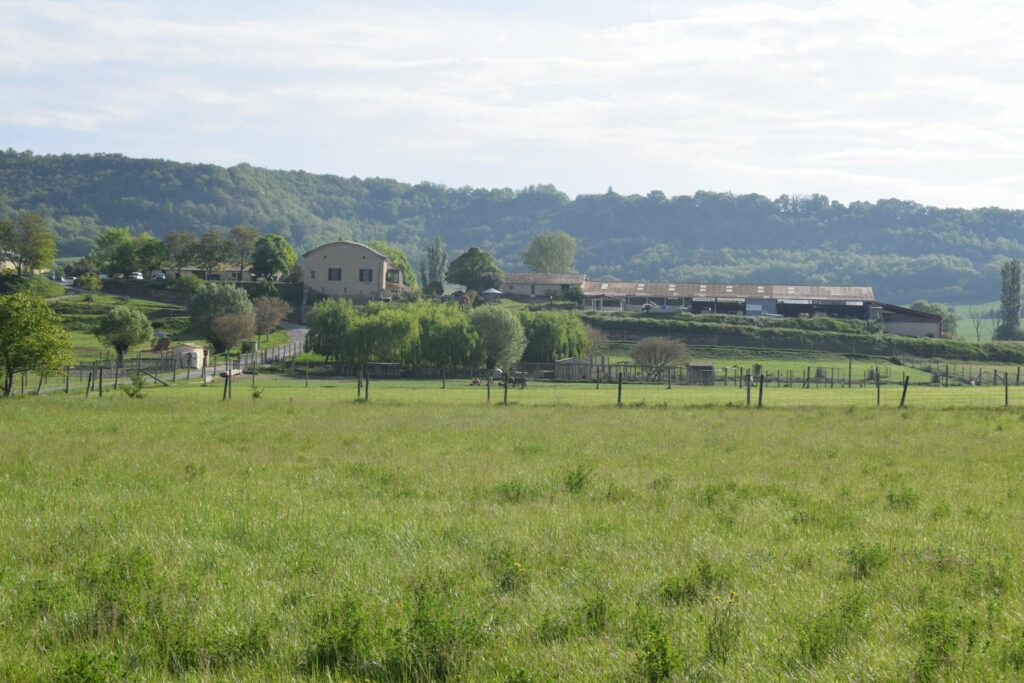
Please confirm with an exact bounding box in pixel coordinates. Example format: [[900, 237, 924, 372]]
[[162, 230, 197, 274], [447, 247, 502, 293], [304, 298, 358, 366], [910, 299, 957, 338], [519, 311, 590, 362], [94, 305, 154, 364], [0, 273, 65, 298], [583, 311, 1024, 363], [424, 236, 448, 291], [229, 224, 260, 278], [250, 233, 296, 280], [91, 227, 136, 275], [0, 212, 56, 275], [370, 239, 418, 290], [187, 283, 253, 351], [76, 272, 102, 292], [415, 302, 478, 370], [522, 230, 576, 273], [134, 231, 166, 274], [996, 259, 1023, 340], [194, 230, 231, 276], [172, 273, 204, 296], [9, 151, 1024, 302], [0, 292, 72, 395], [121, 374, 146, 399], [471, 306, 526, 369]]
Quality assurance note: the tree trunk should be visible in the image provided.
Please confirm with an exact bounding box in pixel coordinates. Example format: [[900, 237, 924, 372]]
[[116, 346, 127, 368], [3, 367, 13, 397]]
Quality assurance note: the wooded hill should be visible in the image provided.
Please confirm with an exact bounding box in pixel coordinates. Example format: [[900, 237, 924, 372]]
[[2, 149, 1020, 303]]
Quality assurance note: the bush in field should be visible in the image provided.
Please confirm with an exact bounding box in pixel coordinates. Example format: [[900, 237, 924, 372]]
[[252, 296, 291, 340], [630, 336, 687, 369], [471, 306, 526, 370], [188, 283, 253, 352], [95, 305, 153, 366]]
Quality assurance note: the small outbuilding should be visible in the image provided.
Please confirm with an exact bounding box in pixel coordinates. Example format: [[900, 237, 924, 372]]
[[173, 343, 208, 369], [687, 363, 715, 386]]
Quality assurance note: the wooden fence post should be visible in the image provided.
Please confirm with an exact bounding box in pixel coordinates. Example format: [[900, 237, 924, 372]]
[[65, 367, 70, 394], [86, 372, 93, 397], [617, 372, 623, 406], [746, 374, 751, 407], [365, 373, 370, 401], [503, 375, 509, 405], [222, 372, 229, 400], [875, 367, 880, 406], [1006, 373, 1010, 407], [848, 356, 852, 388], [899, 375, 909, 409], [486, 378, 491, 403], [758, 374, 764, 408], [98, 369, 104, 398]]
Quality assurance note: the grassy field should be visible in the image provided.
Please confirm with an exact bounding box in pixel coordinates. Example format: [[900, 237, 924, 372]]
[[50, 293, 288, 362], [4, 386, 1024, 680]]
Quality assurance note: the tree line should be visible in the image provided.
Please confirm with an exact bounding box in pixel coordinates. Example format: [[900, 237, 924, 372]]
[[304, 299, 592, 375], [5, 149, 1024, 301]]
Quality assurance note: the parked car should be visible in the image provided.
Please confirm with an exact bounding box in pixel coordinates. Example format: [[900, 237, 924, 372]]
[[152, 272, 167, 280], [129, 272, 144, 280]]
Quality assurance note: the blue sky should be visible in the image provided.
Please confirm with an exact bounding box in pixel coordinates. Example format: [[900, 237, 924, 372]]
[[2, 0, 1023, 208]]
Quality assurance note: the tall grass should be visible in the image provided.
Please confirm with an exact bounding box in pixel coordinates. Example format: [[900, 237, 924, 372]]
[[2, 392, 1024, 679]]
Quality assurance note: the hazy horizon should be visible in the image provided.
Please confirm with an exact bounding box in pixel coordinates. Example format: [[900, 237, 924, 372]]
[[3, 0, 1023, 209]]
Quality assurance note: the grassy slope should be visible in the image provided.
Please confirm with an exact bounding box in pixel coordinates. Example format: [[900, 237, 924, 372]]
[[52, 293, 288, 362], [3, 389, 1024, 680]]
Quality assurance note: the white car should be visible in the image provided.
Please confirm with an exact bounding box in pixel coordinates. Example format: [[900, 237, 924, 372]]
[[129, 272, 144, 280]]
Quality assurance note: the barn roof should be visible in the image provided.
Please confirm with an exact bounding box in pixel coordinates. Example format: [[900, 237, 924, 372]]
[[503, 272, 587, 286], [581, 281, 874, 302]]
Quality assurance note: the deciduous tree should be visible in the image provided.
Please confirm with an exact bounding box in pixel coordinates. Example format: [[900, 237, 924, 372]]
[[471, 306, 526, 370], [163, 231, 198, 275], [194, 230, 231, 280], [0, 292, 72, 396], [630, 337, 687, 377], [1, 213, 57, 276], [522, 230, 576, 273], [230, 225, 261, 280], [370, 240, 418, 291], [447, 247, 503, 293], [305, 298, 358, 369], [211, 312, 256, 352], [251, 234, 296, 280], [252, 296, 292, 340], [95, 306, 154, 366], [996, 260, 1023, 340], [92, 227, 136, 275], [187, 283, 253, 352]]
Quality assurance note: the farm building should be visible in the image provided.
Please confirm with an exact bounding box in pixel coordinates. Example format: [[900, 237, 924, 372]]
[[502, 272, 942, 337], [502, 272, 587, 299], [302, 240, 411, 304]]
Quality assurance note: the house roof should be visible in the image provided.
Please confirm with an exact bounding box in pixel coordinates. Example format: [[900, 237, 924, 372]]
[[503, 272, 587, 286], [581, 280, 875, 302], [303, 240, 389, 260]]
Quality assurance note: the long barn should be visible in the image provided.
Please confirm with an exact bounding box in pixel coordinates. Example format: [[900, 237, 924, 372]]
[[501, 272, 942, 337]]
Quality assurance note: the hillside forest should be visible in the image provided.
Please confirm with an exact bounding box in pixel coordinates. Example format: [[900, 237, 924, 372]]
[[2, 149, 1021, 303]]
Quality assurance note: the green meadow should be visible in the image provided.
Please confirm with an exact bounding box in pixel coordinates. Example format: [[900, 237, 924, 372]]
[[4, 385, 1024, 681]]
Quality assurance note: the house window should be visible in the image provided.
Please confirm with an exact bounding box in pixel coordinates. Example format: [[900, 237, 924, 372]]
[[310, 270, 316, 280], [328, 267, 342, 281], [531, 285, 536, 295], [386, 269, 400, 284], [359, 268, 373, 282]]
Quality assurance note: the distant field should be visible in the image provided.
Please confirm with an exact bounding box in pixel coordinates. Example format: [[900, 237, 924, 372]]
[[3, 385, 1024, 680], [947, 301, 1000, 342]]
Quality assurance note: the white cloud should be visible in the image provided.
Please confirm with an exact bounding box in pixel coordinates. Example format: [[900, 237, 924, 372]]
[[1, 0, 1023, 207]]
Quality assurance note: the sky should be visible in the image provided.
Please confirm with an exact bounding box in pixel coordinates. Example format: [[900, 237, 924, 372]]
[[2, 0, 1023, 208]]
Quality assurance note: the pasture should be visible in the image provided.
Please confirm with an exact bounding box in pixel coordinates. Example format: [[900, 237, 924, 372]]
[[3, 386, 1024, 681]]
